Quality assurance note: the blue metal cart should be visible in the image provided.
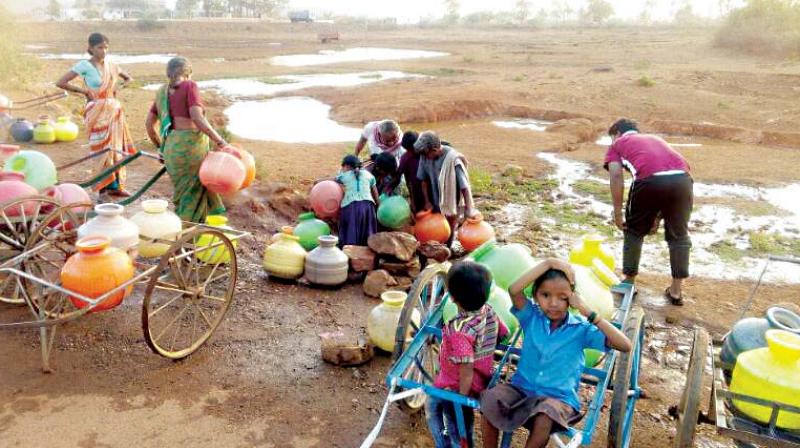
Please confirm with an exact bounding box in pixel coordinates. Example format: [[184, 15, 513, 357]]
[[386, 262, 644, 448]]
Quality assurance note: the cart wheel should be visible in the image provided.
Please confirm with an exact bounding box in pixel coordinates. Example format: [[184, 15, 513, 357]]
[[391, 262, 449, 414], [674, 328, 709, 448], [142, 227, 237, 359], [20, 203, 91, 318], [608, 306, 645, 448], [0, 196, 61, 305]]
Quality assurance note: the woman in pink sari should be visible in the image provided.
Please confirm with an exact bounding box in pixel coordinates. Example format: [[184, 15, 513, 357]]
[[56, 33, 137, 197]]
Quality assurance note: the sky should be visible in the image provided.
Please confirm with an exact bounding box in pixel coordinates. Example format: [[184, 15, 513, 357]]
[[288, 0, 745, 23]]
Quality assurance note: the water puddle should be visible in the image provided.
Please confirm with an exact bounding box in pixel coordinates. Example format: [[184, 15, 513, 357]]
[[224, 97, 359, 143], [494, 204, 530, 238], [534, 153, 800, 283], [492, 119, 553, 132], [147, 71, 422, 98], [39, 53, 176, 64], [595, 135, 702, 147], [270, 47, 448, 66]]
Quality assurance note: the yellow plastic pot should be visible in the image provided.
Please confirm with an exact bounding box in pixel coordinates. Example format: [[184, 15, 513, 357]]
[[263, 231, 306, 279], [730, 330, 800, 429], [196, 215, 237, 264]]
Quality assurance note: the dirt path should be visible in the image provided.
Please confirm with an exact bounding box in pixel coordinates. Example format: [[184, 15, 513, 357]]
[[2, 21, 800, 448]]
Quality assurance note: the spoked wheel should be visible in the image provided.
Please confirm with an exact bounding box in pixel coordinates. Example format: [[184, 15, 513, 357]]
[[391, 262, 450, 414], [21, 203, 92, 319], [608, 306, 645, 448], [0, 196, 61, 305], [674, 328, 710, 447], [142, 227, 237, 360]]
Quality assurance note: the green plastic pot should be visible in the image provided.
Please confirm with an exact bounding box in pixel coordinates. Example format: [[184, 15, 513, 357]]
[[377, 194, 411, 229], [294, 212, 331, 251], [4, 150, 57, 191]]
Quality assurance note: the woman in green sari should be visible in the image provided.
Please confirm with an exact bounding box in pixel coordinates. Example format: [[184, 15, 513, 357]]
[[145, 57, 228, 222]]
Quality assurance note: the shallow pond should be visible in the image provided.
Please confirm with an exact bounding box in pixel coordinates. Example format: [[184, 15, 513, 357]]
[[224, 97, 359, 143], [270, 47, 448, 66]]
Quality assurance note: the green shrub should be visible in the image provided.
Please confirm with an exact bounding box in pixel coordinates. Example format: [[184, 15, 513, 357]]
[[136, 17, 166, 31], [636, 75, 656, 87]]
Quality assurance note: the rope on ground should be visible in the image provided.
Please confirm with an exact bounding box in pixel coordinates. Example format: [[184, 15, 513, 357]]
[[359, 379, 424, 448]]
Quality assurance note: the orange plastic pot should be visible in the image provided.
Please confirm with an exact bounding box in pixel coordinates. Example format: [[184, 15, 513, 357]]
[[61, 236, 135, 312], [199, 150, 246, 195], [414, 210, 451, 244], [309, 180, 344, 219], [458, 214, 495, 252], [223, 144, 256, 189]]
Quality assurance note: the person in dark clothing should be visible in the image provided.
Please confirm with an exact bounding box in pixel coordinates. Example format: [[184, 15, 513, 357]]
[[373, 152, 399, 196], [390, 130, 427, 213], [604, 118, 693, 305]]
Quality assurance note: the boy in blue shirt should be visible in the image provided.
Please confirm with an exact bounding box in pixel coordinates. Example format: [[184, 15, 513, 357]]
[[480, 258, 632, 448]]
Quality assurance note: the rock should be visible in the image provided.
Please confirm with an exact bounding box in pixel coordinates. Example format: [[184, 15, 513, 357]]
[[363, 270, 398, 297], [379, 256, 421, 277], [348, 271, 367, 283], [546, 118, 598, 143], [393, 276, 414, 291], [343, 245, 377, 272], [368, 232, 419, 262], [418, 241, 451, 263], [501, 164, 524, 179], [591, 65, 614, 73], [320, 332, 374, 367]]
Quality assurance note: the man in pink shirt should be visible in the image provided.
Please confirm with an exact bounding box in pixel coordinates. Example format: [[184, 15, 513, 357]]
[[604, 119, 693, 305]]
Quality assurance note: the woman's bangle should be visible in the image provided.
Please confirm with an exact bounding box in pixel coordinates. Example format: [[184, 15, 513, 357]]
[[587, 311, 598, 324]]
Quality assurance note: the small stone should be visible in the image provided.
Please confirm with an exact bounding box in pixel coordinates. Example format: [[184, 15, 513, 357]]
[[665, 314, 680, 325], [393, 276, 414, 291], [418, 241, 451, 263], [363, 270, 398, 297], [343, 245, 377, 272], [368, 232, 419, 262], [320, 332, 374, 367]]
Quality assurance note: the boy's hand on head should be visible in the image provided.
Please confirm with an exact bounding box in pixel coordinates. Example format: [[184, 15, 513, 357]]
[[546, 258, 575, 285], [568, 291, 587, 314]]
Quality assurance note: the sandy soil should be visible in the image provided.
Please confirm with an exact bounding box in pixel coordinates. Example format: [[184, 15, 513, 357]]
[[2, 21, 800, 448]]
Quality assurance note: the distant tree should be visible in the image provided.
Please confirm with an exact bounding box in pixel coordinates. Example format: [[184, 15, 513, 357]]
[[673, 0, 699, 24], [718, 0, 735, 16], [47, 0, 62, 18], [581, 0, 614, 23], [640, 0, 656, 23], [550, 0, 574, 23], [443, 0, 460, 24], [175, 0, 199, 17], [202, 0, 225, 17], [515, 0, 531, 23]]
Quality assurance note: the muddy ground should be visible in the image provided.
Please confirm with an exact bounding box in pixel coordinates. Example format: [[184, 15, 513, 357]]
[[1, 21, 800, 447]]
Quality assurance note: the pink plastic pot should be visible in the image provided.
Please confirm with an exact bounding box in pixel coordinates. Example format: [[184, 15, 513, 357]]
[[309, 180, 344, 219], [199, 151, 246, 195]]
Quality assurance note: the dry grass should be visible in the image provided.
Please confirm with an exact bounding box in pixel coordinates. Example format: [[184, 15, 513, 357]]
[[715, 0, 800, 57], [0, 7, 40, 89]]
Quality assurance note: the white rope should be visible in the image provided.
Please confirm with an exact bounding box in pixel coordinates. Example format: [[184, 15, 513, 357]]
[[359, 380, 425, 448]]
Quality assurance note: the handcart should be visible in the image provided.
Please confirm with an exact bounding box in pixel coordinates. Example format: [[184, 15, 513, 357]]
[[674, 255, 800, 448], [0, 143, 245, 373], [386, 262, 645, 447]]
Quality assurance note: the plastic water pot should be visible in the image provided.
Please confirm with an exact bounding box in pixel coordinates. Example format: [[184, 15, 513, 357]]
[[3, 150, 57, 191], [414, 210, 450, 244], [304, 235, 348, 286], [263, 231, 306, 279], [131, 199, 183, 258], [199, 151, 246, 195], [196, 215, 237, 264], [569, 234, 615, 271], [457, 214, 495, 252], [54, 116, 80, 142], [33, 115, 56, 144], [377, 195, 411, 229], [731, 330, 800, 429], [294, 212, 331, 251], [61, 236, 134, 312], [442, 283, 519, 344], [721, 306, 800, 375], [309, 180, 344, 219], [10, 118, 34, 143], [0, 171, 38, 216], [367, 290, 415, 352], [77, 203, 140, 258]]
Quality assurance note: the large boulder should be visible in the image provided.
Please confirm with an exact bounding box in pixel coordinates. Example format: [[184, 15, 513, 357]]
[[418, 241, 451, 263], [368, 232, 419, 262], [379, 256, 421, 278], [363, 269, 398, 297], [343, 245, 377, 272]]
